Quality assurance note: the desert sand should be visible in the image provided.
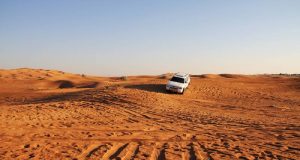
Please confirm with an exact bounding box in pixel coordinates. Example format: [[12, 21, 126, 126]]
[[0, 68, 299, 160]]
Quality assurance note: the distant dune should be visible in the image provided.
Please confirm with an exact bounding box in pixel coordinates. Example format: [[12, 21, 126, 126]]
[[0, 68, 105, 90]]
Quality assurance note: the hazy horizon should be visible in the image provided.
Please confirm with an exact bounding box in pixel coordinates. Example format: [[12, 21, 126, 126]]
[[1, 1, 300, 76]]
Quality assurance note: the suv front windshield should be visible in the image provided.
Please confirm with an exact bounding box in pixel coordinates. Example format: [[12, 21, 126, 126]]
[[170, 77, 184, 83]]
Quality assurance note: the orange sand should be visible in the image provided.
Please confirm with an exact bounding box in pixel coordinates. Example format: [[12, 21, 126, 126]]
[[0, 68, 299, 159]]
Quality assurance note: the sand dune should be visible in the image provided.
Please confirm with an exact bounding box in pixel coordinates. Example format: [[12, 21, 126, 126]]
[[219, 74, 247, 78], [191, 74, 220, 79], [0, 68, 103, 90], [0, 68, 299, 159]]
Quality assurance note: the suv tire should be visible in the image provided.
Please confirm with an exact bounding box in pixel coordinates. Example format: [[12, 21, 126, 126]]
[[181, 89, 185, 94]]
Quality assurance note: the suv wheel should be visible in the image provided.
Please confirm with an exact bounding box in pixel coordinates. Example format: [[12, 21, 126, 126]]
[[180, 89, 185, 94]]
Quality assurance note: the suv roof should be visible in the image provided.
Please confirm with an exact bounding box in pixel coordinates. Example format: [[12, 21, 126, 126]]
[[174, 73, 189, 78]]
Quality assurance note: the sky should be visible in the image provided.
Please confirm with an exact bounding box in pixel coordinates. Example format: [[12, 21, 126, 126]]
[[0, 1, 299, 76]]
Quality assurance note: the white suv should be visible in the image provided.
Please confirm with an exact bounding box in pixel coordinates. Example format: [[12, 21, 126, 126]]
[[166, 73, 190, 94]]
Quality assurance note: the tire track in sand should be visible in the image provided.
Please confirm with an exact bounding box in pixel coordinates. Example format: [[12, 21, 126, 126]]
[[121, 142, 140, 160], [77, 143, 104, 160], [101, 143, 128, 160]]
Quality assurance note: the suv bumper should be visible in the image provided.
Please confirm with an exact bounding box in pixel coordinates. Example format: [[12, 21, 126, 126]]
[[166, 86, 183, 93]]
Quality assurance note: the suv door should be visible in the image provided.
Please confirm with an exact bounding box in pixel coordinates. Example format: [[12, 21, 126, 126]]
[[184, 78, 188, 88]]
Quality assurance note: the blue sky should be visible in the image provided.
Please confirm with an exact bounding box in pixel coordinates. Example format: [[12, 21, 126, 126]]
[[0, 1, 299, 76]]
